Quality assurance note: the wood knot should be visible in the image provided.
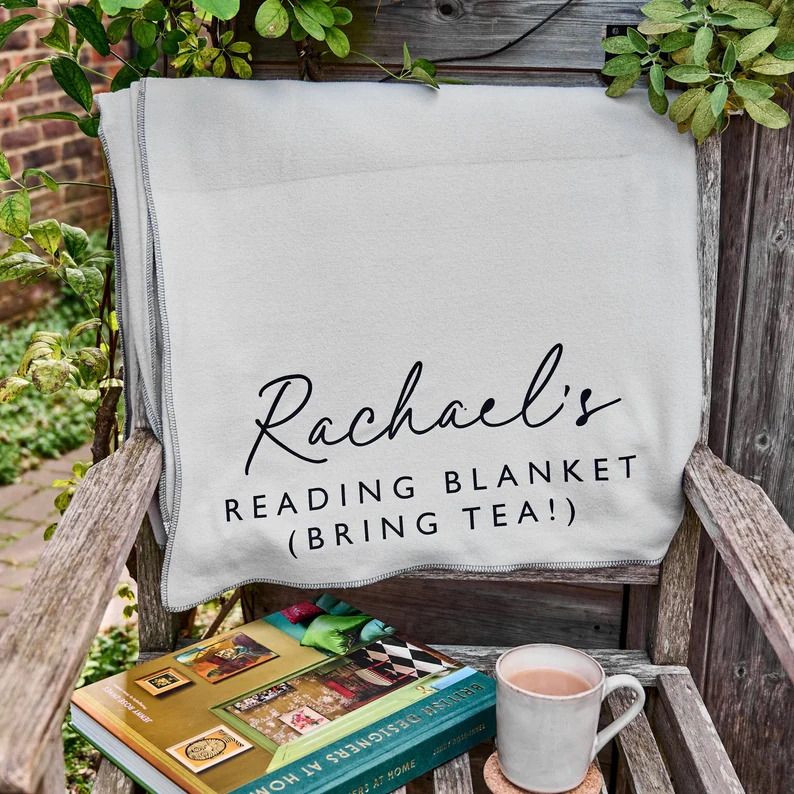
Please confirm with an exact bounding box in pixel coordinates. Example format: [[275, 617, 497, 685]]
[[437, 0, 462, 20]]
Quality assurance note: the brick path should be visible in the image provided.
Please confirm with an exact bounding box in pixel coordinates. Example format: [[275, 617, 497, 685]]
[[0, 444, 135, 628]]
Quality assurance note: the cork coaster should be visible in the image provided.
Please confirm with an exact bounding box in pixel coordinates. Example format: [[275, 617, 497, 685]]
[[483, 753, 603, 794]]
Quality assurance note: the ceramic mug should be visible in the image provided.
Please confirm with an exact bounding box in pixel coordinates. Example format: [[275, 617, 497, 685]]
[[495, 644, 646, 793]]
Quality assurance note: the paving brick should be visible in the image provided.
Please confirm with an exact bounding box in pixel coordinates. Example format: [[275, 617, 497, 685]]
[[0, 561, 35, 590], [21, 466, 62, 486], [5, 486, 58, 523], [0, 525, 47, 566], [0, 481, 37, 510]]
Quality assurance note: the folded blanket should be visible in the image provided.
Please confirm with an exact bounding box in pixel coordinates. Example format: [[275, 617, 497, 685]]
[[98, 79, 701, 611]]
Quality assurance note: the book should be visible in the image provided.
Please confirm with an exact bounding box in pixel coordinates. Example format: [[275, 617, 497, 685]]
[[71, 594, 495, 793]]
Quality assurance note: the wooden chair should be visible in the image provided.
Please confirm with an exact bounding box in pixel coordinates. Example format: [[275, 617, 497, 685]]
[[2, 3, 793, 792]]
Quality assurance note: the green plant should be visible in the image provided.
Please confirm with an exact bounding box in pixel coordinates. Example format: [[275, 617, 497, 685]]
[[602, 0, 794, 140]]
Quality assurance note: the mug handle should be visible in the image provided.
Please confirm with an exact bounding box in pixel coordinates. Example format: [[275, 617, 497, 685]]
[[592, 674, 646, 757]]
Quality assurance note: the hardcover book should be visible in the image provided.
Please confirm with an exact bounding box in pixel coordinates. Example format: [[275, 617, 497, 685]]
[[71, 594, 495, 793]]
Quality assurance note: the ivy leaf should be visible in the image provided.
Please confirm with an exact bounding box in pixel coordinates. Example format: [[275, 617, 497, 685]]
[[193, 0, 240, 21], [61, 223, 90, 261], [743, 97, 791, 128], [649, 63, 665, 95], [722, 1, 774, 30], [50, 57, 93, 112], [735, 26, 779, 62], [693, 26, 713, 65], [648, 82, 669, 114], [733, 78, 775, 101], [22, 167, 58, 191], [666, 63, 710, 83], [254, 0, 289, 38], [331, 6, 352, 25], [325, 25, 349, 57], [691, 94, 716, 142], [751, 52, 794, 74], [29, 219, 62, 254], [0, 376, 30, 403], [669, 86, 708, 122], [298, 0, 334, 28], [710, 82, 729, 117], [0, 190, 31, 236], [0, 152, 10, 181], [292, 6, 324, 40], [0, 14, 35, 49], [30, 358, 71, 394], [641, 1, 687, 23], [601, 53, 642, 77], [67, 5, 110, 56]]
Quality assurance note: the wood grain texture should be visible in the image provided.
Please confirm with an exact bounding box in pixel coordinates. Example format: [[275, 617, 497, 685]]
[[654, 673, 743, 794], [433, 647, 687, 686], [684, 442, 794, 681], [605, 690, 673, 794], [34, 731, 65, 794], [0, 430, 161, 794], [397, 566, 659, 585], [92, 760, 135, 794], [434, 753, 474, 794]]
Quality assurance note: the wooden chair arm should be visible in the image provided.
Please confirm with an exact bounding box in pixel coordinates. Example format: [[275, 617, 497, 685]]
[[0, 430, 162, 794], [684, 442, 794, 681]]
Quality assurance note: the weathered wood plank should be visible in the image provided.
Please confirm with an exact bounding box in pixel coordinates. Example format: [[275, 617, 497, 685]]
[[433, 753, 474, 794], [34, 730, 65, 794], [653, 674, 743, 794], [684, 442, 794, 681], [92, 760, 136, 794], [0, 430, 162, 794], [433, 647, 687, 687], [240, 0, 642, 73], [398, 566, 659, 585], [605, 690, 673, 794]]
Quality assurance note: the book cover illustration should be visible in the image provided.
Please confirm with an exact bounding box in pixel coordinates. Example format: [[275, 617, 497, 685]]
[[71, 594, 495, 794]]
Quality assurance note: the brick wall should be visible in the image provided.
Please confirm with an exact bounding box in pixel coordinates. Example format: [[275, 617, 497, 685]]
[[1, 3, 128, 318]]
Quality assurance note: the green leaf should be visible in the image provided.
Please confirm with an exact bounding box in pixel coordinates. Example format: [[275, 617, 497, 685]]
[[107, 16, 131, 44], [650, 63, 665, 95], [61, 223, 89, 261], [131, 18, 157, 48], [43, 523, 57, 541], [601, 35, 635, 54], [659, 30, 695, 51], [693, 25, 713, 65], [290, 19, 307, 40], [601, 53, 642, 76], [76, 388, 100, 404], [402, 42, 411, 72], [666, 63, 710, 82], [675, 11, 702, 23], [722, 41, 737, 73], [0, 376, 30, 403], [40, 17, 71, 51], [775, 42, 794, 59], [0, 0, 38, 7], [50, 57, 93, 112], [0, 152, 9, 181], [691, 94, 716, 142], [78, 346, 107, 375], [193, 0, 240, 20], [143, 0, 166, 21], [0, 13, 35, 49], [22, 167, 58, 191], [331, 5, 352, 25], [212, 52, 227, 76], [710, 82, 729, 116], [30, 358, 71, 394], [19, 110, 79, 123], [0, 191, 31, 236], [779, 0, 794, 45], [324, 25, 349, 57], [751, 51, 794, 73], [292, 6, 324, 39], [77, 115, 100, 137], [67, 5, 110, 56], [637, 20, 682, 35], [254, 0, 289, 38], [722, 1, 774, 30], [641, 0, 687, 22], [627, 27, 648, 52], [743, 97, 791, 127], [648, 82, 669, 114], [736, 26, 779, 61], [68, 318, 101, 344], [111, 63, 140, 92], [708, 13, 739, 26], [298, 0, 334, 27], [412, 57, 436, 77], [733, 77, 775, 100], [0, 252, 48, 282], [669, 86, 708, 121], [411, 65, 439, 88], [229, 55, 252, 78], [605, 69, 641, 96]]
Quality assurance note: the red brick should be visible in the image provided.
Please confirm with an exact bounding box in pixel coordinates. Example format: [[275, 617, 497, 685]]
[[63, 136, 100, 160], [0, 124, 40, 149]]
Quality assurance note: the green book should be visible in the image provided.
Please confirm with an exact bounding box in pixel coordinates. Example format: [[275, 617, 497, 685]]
[[71, 594, 495, 793]]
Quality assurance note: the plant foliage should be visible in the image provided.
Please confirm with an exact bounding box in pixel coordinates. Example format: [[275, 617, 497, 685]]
[[602, 0, 794, 140]]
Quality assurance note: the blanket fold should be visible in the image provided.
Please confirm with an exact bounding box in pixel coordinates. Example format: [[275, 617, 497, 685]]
[[98, 79, 701, 611]]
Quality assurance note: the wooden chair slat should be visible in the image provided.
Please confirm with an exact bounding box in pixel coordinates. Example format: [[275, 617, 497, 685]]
[[34, 730, 65, 794], [606, 691, 674, 794], [654, 673, 743, 794], [0, 430, 161, 794], [684, 442, 794, 680], [433, 647, 687, 687], [397, 565, 659, 585], [433, 752, 474, 794]]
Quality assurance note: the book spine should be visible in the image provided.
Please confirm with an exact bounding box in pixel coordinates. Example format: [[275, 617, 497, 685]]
[[324, 707, 495, 794]]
